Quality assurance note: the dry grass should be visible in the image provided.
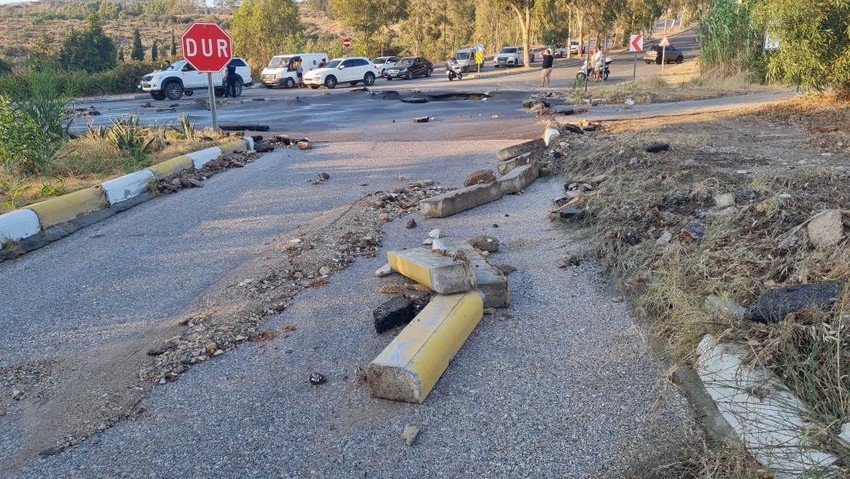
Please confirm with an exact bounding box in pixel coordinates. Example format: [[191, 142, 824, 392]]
[[557, 96, 850, 475], [0, 123, 227, 213]]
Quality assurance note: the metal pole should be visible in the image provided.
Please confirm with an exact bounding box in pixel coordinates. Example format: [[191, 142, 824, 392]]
[[633, 51, 637, 80], [661, 46, 666, 71], [207, 72, 218, 131]]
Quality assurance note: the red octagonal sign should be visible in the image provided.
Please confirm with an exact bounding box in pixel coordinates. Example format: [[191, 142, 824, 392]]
[[181, 23, 233, 73]]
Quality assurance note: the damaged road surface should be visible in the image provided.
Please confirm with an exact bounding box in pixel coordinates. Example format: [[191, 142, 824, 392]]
[[1, 100, 699, 477]]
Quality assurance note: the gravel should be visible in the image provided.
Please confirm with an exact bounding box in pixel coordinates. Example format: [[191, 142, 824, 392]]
[[12, 170, 698, 477]]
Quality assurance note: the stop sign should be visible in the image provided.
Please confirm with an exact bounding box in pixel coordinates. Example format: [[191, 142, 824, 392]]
[[181, 23, 233, 73], [343, 38, 351, 48]]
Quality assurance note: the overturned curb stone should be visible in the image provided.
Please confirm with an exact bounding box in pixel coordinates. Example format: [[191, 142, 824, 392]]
[[543, 127, 560, 146], [28, 187, 109, 229], [0, 209, 40, 248], [368, 291, 484, 403], [432, 238, 509, 308], [496, 138, 545, 161], [387, 249, 476, 294], [419, 182, 503, 219], [696, 335, 840, 476], [497, 151, 540, 176], [498, 163, 539, 195]]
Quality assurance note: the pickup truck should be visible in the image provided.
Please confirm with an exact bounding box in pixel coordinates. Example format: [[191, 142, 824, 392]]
[[139, 58, 253, 101]]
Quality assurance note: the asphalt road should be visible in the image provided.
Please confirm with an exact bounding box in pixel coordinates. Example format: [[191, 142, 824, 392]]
[[69, 28, 699, 135]]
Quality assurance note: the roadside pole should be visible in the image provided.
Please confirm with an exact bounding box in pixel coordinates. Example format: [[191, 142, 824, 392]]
[[206, 73, 218, 130], [661, 46, 667, 71], [633, 52, 637, 80], [629, 34, 643, 82]]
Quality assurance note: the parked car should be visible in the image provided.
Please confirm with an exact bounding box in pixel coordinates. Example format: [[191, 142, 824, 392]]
[[493, 46, 534, 68], [261, 53, 327, 88], [140, 58, 253, 101], [644, 45, 684, 64], [372, 56, 400, 77], [549, 46, 567, 58], [303, 57, 376, 89], [384, 57, 433, 80], [569, 40, 581, 55]]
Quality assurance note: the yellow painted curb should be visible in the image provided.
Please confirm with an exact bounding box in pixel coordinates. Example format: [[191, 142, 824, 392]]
[[147, 155, 193, 178], [368, 291, 484, 403], [220, 139, 247, 154], [387, 249, 476, 294], [29, 187, 108, 229]]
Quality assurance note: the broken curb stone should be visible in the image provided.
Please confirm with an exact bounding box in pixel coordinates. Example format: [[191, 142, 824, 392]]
[[464, 169, 497, 187], [496, 139, 545, 161]]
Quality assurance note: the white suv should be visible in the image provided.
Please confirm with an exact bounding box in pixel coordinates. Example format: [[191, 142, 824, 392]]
[[139, 58, 253, 101], [303, 57, 376, 89]]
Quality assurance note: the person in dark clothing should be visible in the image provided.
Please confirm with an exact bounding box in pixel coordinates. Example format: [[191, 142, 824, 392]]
[[540, 48, 554, 87], [225, 63, 238, 98]]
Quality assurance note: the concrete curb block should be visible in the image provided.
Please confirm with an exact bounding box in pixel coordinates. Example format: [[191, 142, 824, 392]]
[[696, 334, 840, 475], [387, 249, 476, 294], [496, 138, 545, 161], [187, 146, 223, 169], [147, 155, 193, 178], [497, 151, 540, 176], [0, 137, 251, 261], [498, 163, 539, 195], [29, 187, 109, 229], [0, 209, 41, 248], [432, 238, 509, 308], [420, 182, 503, 218], [367, 291, 484, 403], [102, 170, 156, 206]]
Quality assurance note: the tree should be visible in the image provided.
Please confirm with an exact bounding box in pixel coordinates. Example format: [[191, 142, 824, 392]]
[[330, 0, 408, 56], [755, 0, 850, 97], [170, 31, 178, 57], [31, 33, 59, 64], [151, 40, 159, 61], [59, 13, 118, 72], [232, 0, 304, 73], [131, 28, 145, 61], [495, 0, 534, 68]]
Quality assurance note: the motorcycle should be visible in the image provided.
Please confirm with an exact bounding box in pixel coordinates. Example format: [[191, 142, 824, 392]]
[[446, 61, 464, 81], [576, 58, 612, 81]]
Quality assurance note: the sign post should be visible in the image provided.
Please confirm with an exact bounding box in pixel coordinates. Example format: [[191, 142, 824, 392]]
[[475, 44, 484, 74], [658, 36, 670, 71], [181, 23, 233, 131], [343, 37, 351, 53], [629, 33, 644, 81]]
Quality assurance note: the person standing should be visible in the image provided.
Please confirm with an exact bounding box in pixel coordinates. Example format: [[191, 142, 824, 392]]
[[540, 48, 554, 87], [224, 62, 238, 97]]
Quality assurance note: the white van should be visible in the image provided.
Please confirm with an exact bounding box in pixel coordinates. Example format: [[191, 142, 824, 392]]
[[260, 53, 328, 88], [451, 48, 477, 72]]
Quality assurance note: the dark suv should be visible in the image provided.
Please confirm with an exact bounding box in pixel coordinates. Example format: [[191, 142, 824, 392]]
[[643, 45, 684, 64]]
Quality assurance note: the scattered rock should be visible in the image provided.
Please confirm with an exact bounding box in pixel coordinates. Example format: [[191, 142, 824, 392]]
[[378, 213, 391, 222], [380, 285, 404, 294], [428, 229, 442, 239], [375, 264, 394, 277], [422, 238, 434, 245], [319, 266, 331, 276], [734, 189, 758, 204], [318, 172, 330, 181], [12, 389, 23, 400], [562, 124, 584, 135], [645, 142, 670, 153], [297, 140, 312, 150], [683, 222, 706, 240], [254, 141, 273, 153], [656, 230, 673, 245], [402, 425, 420, 446], [373, 295, 418, 334], [469, 235, 499, 253], [714, 193, 735, 209], [309, 372, 326, 385], [558, 208, 590, 222], [405, 218, 417, 229], [413, 116, 431, 123], [746, 282, 845, 323], [624, 98, 635, 106], [705, 295, 747, 320], [807, 210, 844, 249], [463, 170, 497, 187], [494, 264, 517, 275]]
